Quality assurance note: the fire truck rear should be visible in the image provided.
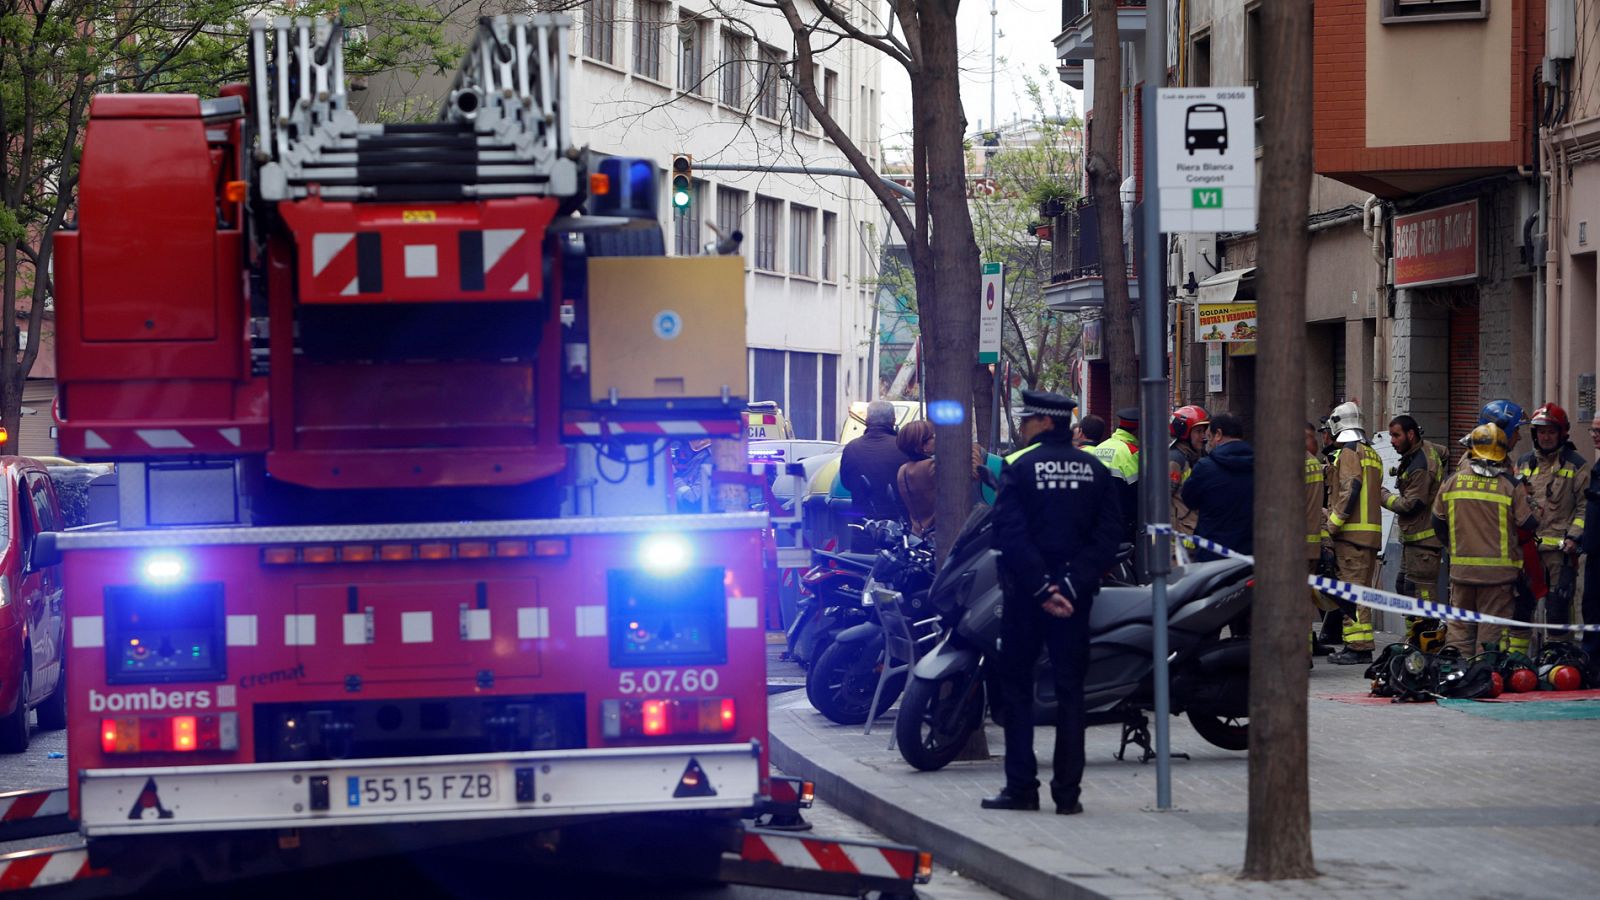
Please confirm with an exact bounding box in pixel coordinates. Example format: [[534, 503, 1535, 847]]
[[11, 15, 928, 897]]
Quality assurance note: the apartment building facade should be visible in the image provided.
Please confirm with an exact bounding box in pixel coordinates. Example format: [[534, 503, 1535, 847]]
[[1048, 0, 1386, 434], [1315, 0, 1545, 448], [364, 2, 888, 441]]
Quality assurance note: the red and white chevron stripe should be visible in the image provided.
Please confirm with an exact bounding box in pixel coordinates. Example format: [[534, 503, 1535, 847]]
[[68, 423, 269, 456], [0, 788, 67, 824], [739, 831, 918, 882], [563, 420, 742, 438], [0, 846, 106, 892]]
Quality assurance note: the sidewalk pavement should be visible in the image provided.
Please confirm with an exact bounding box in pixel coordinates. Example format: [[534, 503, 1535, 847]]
[[768, 644, 1600, 900]]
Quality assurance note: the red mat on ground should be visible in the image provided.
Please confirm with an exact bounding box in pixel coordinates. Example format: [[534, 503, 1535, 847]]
[[1324, 688, 1600, 705]]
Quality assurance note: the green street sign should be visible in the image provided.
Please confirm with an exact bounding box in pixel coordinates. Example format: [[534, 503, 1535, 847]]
[[981, 262, 1001, 275], [1192, 188, 1223, 209]]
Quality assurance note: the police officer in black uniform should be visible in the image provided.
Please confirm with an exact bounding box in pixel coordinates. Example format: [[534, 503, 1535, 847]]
[[981, 391, 1123, 815]]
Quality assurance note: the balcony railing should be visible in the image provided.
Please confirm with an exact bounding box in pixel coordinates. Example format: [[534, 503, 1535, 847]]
[[1044, 200, 1139, 312], [1056, 1, 1148, 62]]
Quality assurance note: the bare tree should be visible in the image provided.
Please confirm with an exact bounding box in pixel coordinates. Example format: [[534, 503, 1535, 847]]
[[751, 0, 981, 557], [1242, 0, 1317, 881], [1086, 0, 1135, 412]]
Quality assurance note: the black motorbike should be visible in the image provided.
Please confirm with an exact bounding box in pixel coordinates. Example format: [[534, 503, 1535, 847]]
[[784, 546, 876, 671], [805, 521, 937, 725], [894, 506, 1254, 771]]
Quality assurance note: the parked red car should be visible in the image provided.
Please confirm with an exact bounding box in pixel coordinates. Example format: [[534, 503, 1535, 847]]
[[0, 457, 67, 751]]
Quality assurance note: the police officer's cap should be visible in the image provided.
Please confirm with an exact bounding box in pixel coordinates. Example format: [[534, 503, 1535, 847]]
[[1019, 389, 1077, 419]]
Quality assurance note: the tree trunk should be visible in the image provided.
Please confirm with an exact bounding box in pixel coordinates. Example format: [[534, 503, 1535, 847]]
[[1087, 0, 1136, 412], [919, 6, 981, 561], [1242, 0, 1318, 882]]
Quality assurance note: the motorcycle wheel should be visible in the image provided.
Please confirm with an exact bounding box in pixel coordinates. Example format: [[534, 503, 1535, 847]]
[[806, 639, 900, 726], [1187, 709, 1249, 751], [895, 671, 985, 772]]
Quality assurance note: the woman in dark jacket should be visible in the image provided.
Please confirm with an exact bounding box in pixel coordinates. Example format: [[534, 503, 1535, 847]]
[[1179, 413, 1255, 557]]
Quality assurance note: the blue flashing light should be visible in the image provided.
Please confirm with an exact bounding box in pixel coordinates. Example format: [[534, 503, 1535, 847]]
[[928, 400, 966, 426], [640, 534, 693, 576], [141, 554, 186, 585], [594, 156, 659, 220]]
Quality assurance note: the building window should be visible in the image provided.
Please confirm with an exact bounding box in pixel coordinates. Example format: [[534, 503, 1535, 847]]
[[752, 349, 787, 412], [1190, 32, 1211, 87], [821, 354, 839, 441], [716, 186, 746, 247], [1381, 0, 1488, 23], [583, 0, 616, 64], [720, 29, 748, 107], [1244, 6, 1261, 90], [755, 45, 782, 119], [821, 211, 837, 281], [790, 352, 819, 439], [790, 205, 814, 276], [754, 195, 780, 271], [633, 1, 665, 81], [823, 69, 839, 121], [673, 180, 703, 256], [792, 73, 814, 131], [678, 13, 709, 95]]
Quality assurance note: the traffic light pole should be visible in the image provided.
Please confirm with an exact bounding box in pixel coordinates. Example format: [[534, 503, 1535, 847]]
[[686, 163, 916, 200]]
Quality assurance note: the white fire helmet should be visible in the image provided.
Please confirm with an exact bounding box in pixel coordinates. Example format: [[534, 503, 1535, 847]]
[[1329, 401, 1364, 442]]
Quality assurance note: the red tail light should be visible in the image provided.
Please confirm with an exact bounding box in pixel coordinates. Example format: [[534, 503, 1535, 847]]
[[101, 713, 238, 754], [601, 697, 738, 739]]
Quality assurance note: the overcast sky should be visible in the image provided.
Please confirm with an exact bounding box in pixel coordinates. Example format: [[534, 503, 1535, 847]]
[[878, 2, 1081, 164]]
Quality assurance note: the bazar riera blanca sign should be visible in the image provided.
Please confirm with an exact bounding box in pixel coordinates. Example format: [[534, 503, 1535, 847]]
[[1392, 199, 1477, 289]]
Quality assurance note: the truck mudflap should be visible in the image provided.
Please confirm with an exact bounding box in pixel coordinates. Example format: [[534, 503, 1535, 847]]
[[79, 742, 761, 836], [0, 845, 107, 894], [721, 828, 932, 898], [0, 790, 72, 843]]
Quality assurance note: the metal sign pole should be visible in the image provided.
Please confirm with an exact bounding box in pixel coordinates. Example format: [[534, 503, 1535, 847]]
[[1139, 0, 1174, 812]]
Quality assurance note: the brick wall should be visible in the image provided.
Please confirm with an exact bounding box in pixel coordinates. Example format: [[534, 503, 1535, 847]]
[[1388, 288, 1449, 439]]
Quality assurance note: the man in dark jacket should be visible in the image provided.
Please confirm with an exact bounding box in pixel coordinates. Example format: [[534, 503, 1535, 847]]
[[1180, 412, 1254, 557], [838, 400, 910, 519], [982, 390, 1122, 816]]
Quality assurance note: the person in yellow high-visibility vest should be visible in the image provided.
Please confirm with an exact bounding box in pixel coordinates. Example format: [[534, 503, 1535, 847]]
[[1433, 424, 1537, 656], [1090, 408, 1141, 546], [1324, 402, 1384, 664]]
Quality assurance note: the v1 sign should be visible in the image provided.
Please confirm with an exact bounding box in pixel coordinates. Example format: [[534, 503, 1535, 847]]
[[979, 262, 1003, 364], [1156, 88, 1257, 234]]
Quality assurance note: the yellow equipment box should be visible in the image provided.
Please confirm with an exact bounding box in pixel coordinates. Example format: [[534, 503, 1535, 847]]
[[586, 256, 747, 405]]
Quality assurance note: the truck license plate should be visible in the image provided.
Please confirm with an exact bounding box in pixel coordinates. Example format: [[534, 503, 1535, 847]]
[[345, 769, 498, 809]]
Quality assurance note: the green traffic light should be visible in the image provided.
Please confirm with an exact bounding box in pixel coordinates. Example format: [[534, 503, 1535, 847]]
[[671, 174, 691, 209]]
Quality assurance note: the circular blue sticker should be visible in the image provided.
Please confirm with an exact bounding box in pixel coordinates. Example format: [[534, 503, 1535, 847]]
[[653, 310, 683, 340]]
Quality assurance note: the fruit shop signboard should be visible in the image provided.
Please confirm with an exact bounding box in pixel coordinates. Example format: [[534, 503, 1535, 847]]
[[1196, 302, 1257, 343]]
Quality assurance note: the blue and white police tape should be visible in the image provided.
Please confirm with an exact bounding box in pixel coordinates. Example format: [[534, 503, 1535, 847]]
[[1145, 523, 1600, 633]]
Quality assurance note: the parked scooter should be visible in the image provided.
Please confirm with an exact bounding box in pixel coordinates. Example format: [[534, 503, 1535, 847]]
[[894, 506, 1254, 771], [784, 547, 875, 671], [805, 521, 937, 724]]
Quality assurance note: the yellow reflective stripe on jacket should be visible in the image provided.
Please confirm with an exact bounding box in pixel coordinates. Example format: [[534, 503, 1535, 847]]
[[1401, 529, 1437, 543], [1339, 522, 1383, 532], [1446, 494, 1514, 567], [1005, 442, 1043, 464], [1304, 457, 1323, 484], [1442, 490, 1512, 506], [1537, 536, 1566, 548], [1559, 468, 1576, 477]]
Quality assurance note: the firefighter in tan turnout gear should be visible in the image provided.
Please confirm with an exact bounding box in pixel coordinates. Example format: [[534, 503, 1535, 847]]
[[1325, 402, 1384, 664], [1511, 403, 1590, 648], [1433, 424, 1537, 657], [1382, 416, 1447, 645]]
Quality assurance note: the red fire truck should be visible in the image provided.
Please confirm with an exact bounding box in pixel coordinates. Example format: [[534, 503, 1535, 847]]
[[0, 14, 928, 897]]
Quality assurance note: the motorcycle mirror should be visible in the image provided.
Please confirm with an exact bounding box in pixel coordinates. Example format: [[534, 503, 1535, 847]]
[[978, 465, 1000, 491]]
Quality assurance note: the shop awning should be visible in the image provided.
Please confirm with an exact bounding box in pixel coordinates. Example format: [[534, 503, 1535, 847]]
[[1197, 267, 1257, 305]]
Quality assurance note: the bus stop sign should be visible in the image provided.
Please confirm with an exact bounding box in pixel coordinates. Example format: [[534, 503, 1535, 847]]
[[1156, 88, 1257, 234]]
